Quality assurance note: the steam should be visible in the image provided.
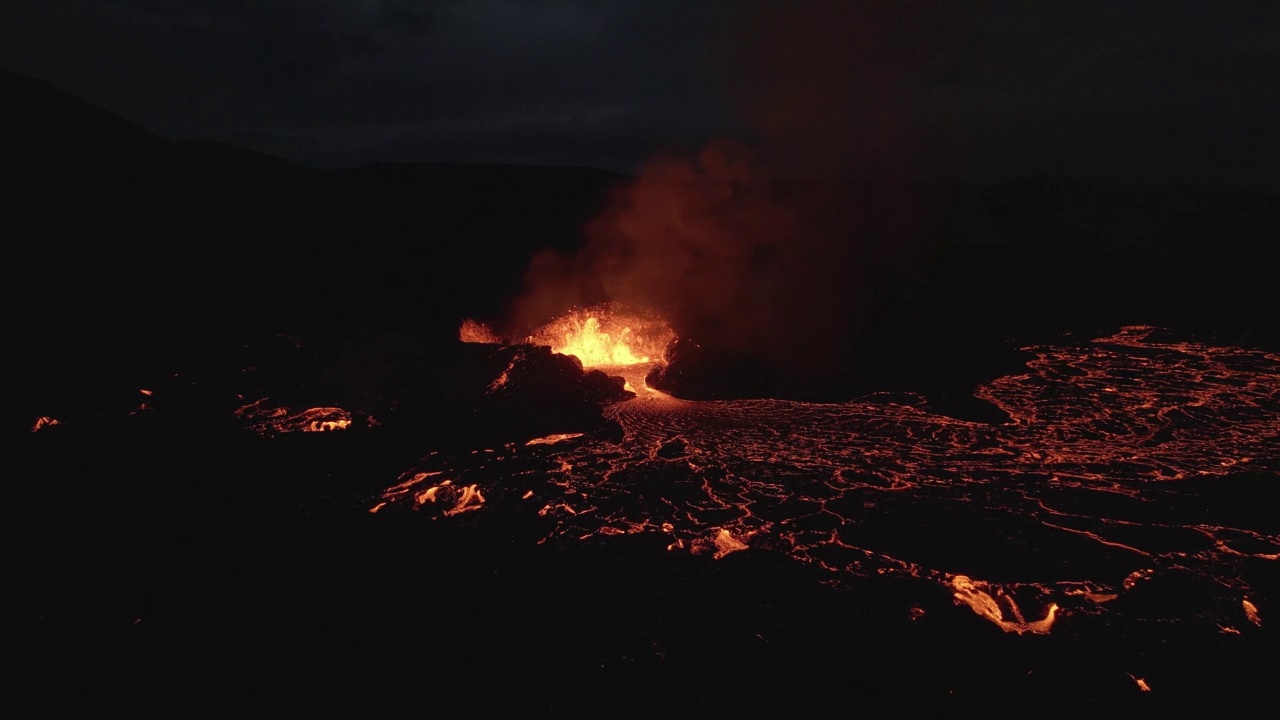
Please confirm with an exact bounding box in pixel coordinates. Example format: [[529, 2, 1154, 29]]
[[510, 139, 862, 378], [508, 2, 948, 383]]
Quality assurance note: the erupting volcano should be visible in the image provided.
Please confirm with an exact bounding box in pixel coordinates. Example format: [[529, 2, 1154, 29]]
[[30, 154, 1278, 715], [21, 9, 1279, 708]]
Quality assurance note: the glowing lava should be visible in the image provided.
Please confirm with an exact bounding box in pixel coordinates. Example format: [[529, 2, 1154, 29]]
[[457, 304, 676, 393], [527, 305, 674, 369], [951, 575, 1059, 634], [376, 326, 1279, 645], [526, 432, 586, 446], [1243, 598, 1262, 626], [234, 399, 374, 437]]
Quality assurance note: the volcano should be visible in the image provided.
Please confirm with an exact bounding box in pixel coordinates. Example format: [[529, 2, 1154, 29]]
[[22, 74, 1279, 718]]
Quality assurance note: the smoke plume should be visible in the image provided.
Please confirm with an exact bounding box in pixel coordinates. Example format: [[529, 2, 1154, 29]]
[[509, 2, 952, 383]]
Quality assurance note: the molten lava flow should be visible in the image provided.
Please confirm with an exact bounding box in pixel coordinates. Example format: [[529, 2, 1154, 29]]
[[526, 432, 585, 446], [234, 399, 373, 437], [1243, 599, 1261, 626], [32, 416, 61, 432], [951, 575, 1059, 635], [302, 412, 353, 432], [375, 326, 1279, 641], [527, 305, 673, 369], [711, 528, 749, 559]]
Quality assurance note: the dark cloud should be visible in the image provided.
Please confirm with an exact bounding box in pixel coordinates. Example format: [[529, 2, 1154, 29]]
[[2, 0, 736, 171], [3, 0, 1276, 185], [932, 2, 1280, 187], [717, 1, 1279, 186], [378, 0, 438, 38]]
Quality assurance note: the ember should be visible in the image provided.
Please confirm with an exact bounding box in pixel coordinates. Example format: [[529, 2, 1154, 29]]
[[459, 318, 501, 344]]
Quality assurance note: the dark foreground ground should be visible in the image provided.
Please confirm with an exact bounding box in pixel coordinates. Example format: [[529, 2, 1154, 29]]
[[32, 434, 1273, 718]]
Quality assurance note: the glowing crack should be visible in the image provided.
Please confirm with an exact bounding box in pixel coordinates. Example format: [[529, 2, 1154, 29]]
[[376, 326, 1279, 636]]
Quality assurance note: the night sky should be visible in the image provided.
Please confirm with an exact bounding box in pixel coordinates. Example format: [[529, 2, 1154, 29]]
[[4, 1, 1276, 188]]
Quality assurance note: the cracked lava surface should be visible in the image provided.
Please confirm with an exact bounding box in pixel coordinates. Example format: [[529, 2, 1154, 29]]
[[375, 326, 1277, 637]]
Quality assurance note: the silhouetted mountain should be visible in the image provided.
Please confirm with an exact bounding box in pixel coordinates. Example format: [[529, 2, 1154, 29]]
[[4, 73, 628, 425], [2, 70, 320, 188], [2, 70, 170, 185], [168, 138, 320, 187]]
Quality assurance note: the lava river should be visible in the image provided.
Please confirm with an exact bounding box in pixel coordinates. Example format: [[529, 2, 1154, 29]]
[[375, 326, 1277, 637]]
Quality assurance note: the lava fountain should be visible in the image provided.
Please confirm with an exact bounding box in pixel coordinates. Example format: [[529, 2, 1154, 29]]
[[531, 305, 674, 394], [529, 305, 672, 366], [463, 304, 676, 393]]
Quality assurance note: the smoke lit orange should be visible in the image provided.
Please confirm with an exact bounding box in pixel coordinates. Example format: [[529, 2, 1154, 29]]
[[459, 318, 501, 344]]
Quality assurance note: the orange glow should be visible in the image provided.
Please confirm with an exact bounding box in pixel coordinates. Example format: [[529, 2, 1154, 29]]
[[712, 528, 749, 559], [31, 416, 61, 432], [1243, 599, 1261, 626], [459, 318, 501, 344], [951, 575, 1058, 634], [525, 432, 585, 446], [234, 399, 370, 437], [687, 528, 750, 559], [528, 305, 673, 368], [132, 389, 155, 415], [301, 411, 352, 432], [412, 478, 486, 515]]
